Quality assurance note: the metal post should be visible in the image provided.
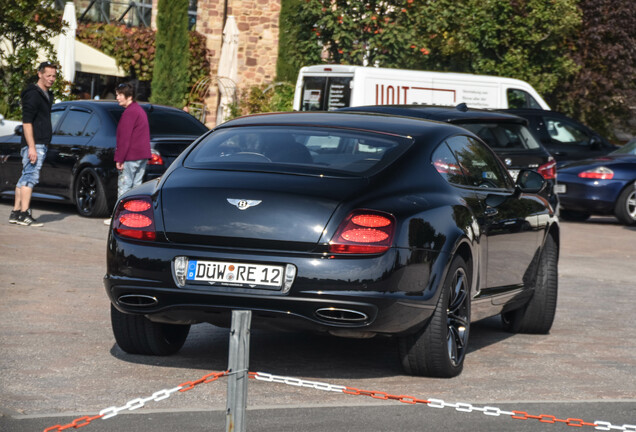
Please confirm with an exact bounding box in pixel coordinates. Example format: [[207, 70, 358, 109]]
[[226, 310, 251, 432]]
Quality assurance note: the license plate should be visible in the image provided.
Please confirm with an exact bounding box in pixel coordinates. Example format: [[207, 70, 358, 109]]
[[187, 260, 284, 288], [508, 169, 520, 181], [554, 184, 566, 194]]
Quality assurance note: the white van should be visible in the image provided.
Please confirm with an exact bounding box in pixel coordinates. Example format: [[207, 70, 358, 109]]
[[293, 64, 550, 111]]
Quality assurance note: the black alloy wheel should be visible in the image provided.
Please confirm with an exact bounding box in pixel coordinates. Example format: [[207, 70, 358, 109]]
[[446, 263, 470, 367], [110, 305, 191, 356], [399, 255, 471, 377], [74, 167, 109, 217]]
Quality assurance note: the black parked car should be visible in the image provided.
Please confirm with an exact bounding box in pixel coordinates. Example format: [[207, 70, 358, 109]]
[[339, 104, 558, 209], [503, 109, 619, 165], [0, 100, 208, 217], [105, 111, 559, 377]]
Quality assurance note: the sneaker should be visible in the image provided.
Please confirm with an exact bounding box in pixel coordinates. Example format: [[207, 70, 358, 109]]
[[103, 218, 112, 226], [16, 211, 43, 227], [9, 210, 20, 224]]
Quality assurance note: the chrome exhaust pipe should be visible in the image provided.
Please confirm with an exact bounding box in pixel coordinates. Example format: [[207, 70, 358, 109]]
[[315, 307, 368, 323], [118, 294, 158, 307]]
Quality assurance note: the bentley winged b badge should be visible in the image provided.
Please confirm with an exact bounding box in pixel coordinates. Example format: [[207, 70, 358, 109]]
[[227, 198, 262, 210]]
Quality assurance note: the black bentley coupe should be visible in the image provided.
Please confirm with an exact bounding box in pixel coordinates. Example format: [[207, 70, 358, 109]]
[[104, 111, 559, 377]]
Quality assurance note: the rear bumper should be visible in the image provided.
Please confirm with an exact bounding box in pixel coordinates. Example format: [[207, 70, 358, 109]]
[[557, 174, 624, 213], [104, 236, 445, 335]]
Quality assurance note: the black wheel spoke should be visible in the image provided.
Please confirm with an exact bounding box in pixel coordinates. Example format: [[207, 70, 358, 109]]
[[449, 272, 467, 311], [447, 330, 458, 363], [448, 314, 469, 329]]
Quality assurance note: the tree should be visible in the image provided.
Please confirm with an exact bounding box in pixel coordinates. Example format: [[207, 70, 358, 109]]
[[295, 0, 580, 100], [277, 0, 306, 82], [423, 0, 581, 98], [150, 0, 190, 107], [0, 0, 63, 118], [76, 23, 210, 95], [552, 0, 636, 137]]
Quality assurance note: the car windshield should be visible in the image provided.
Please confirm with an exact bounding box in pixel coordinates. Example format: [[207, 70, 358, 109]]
[[184, 126, 412, 175], [457, 122, 541, 151], [611, 139, 636, 155], [109, 108, 208, 136]]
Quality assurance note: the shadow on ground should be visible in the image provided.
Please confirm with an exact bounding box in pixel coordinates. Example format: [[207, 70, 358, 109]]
[[108, 315, 513, 380]]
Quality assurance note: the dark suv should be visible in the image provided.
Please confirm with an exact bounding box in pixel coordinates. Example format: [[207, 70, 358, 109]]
[[339, 104, 558, 208], [503, 109, 618, 165]]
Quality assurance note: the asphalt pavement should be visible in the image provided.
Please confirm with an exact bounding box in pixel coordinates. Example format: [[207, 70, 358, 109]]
[[0, 200, 634, 432]]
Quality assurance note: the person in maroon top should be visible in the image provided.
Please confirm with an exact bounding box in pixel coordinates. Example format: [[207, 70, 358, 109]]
[[104, 83, 151, 225]]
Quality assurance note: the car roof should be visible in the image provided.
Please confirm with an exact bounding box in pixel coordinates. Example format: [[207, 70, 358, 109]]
[[53, 100, 189, 114], [502, 108, 552, 115], [503, 108, 585, 121], [218, 111, 472, 142], [338, 104, 528, 125]]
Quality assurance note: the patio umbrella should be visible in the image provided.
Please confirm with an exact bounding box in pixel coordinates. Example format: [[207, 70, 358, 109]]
[[58, 2, 77, 85], [216, 16, 239, 125]]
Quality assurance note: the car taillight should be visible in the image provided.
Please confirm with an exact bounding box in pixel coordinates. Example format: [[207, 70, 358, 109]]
[[329, 210, 395, 254], [148, 150, 164, 165], [537, 159, 557, 180], [578, 166, 614, 180], [433, 159, 462, 175], [113, 196, 156, 241]]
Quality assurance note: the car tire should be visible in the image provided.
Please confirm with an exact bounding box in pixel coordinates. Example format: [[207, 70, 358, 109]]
[[502, 235, 558, 334], [614, 186, 636, 226], [74, 167, 109, 217], [110, 304, 190, 355], [559, 209, 590, 222], [399, 255, 470, 377]]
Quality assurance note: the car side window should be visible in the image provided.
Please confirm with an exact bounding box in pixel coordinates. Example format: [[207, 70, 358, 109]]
[[431, 142, 468, 186], [446, 135, 511, 189], [83, 114, 100, 137], [146, 110, 208, 135], [543, 116, 589, 145], [57, 109, 92, 136], [51, 108, 66, 132], [507, 89, 542, 109]]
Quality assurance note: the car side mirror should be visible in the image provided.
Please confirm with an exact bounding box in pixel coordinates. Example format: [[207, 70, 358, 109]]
[[590, 135, 601, 150], [516, 169, 546, 194], [14, 125, 23, 136]]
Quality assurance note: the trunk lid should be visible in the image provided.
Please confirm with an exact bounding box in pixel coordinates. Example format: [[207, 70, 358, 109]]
[[160, 168, 368, 249]]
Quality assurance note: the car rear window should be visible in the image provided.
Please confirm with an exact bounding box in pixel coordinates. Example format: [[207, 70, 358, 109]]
[[184, 126, 412, 176], [109, 108, 208, 136], [458, 122, 541, 151]]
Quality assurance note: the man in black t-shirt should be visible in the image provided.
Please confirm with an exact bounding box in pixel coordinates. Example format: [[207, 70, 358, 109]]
[[9, 61, 57, 227]]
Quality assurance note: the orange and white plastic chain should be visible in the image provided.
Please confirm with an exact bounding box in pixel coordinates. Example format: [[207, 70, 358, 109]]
[[43, 370, 635, 431], [43, 371, 228, 432], [250, 372, 636, 431]]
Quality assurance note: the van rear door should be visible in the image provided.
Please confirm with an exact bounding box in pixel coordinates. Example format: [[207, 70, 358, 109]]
[[299, 76, 352, 111]]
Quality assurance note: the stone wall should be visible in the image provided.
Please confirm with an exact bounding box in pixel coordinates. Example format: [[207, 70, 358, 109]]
[[196, 0, 281, 128]]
